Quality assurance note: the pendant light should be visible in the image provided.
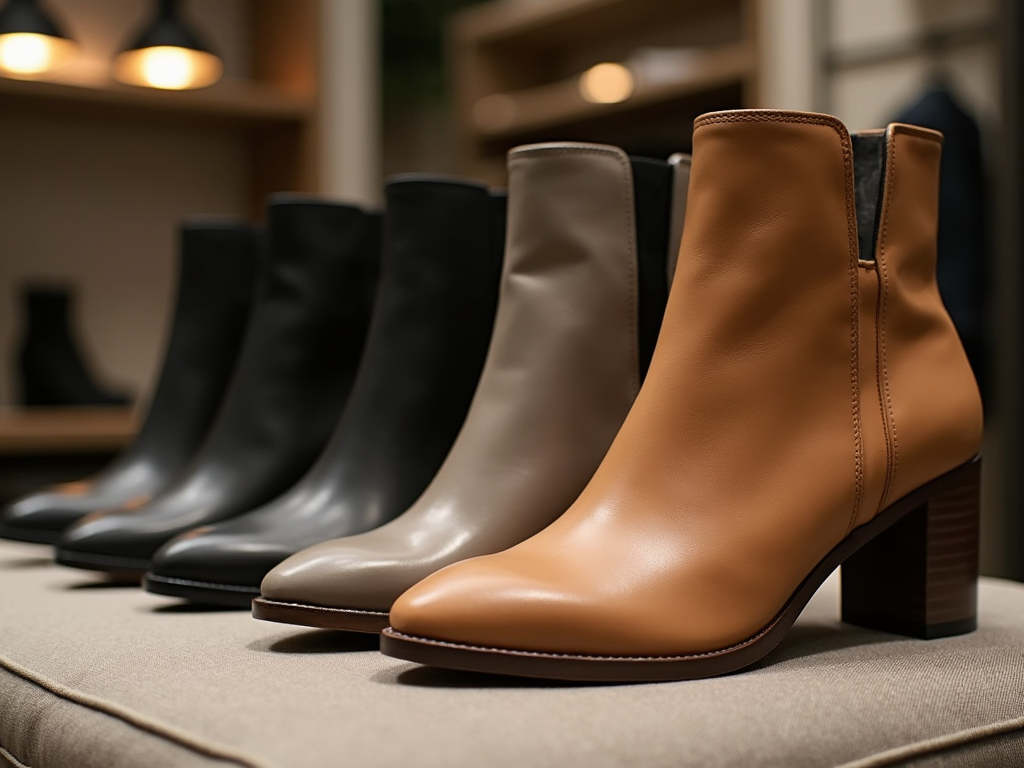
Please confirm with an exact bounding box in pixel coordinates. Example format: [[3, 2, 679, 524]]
[[0, 0, 78, 78], [114, 0, 222, 91]]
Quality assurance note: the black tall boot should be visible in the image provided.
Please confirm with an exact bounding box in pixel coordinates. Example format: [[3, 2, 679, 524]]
[[17, 285, 131, 407], [0, 222, 259, 544], [54, 197, 380, 575], [143, 177, 505, 606]]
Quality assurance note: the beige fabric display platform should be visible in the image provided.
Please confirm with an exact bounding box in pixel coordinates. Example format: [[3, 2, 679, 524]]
[[1, 538, 1023, 768]]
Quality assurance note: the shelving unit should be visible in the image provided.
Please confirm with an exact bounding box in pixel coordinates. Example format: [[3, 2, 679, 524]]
[[0, 0, 323, 218], [0, 407, 136, 454], [0, 77, 312, 126], [450, 0, 760, 184], [0, 0, 326, 411]]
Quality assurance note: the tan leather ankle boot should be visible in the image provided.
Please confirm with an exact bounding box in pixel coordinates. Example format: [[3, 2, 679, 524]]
[[381, 109, 984, 682]]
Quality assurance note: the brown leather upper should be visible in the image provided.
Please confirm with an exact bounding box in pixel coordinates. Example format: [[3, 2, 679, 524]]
[[261, 144, 688, 612], [389, 110, 982, 657]]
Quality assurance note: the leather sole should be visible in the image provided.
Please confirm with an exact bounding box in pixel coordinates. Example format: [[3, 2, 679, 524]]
[[144, 574, 259, 608], [0, 524, 62, 545], [54, 548, 150, 578], [252, 597, 390, 633], [380, 457, 980, 682]]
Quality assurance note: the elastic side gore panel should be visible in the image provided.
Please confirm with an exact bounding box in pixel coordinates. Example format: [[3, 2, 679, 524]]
[[851, 133, 887, 262]]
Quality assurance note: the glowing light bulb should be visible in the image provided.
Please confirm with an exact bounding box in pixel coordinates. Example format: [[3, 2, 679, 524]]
[[579, 62, 635, 104], [0, 33, 50, 73], [139, 46, 193, 89], [0, 32, 76, 76], [115, 45, 222, 90]]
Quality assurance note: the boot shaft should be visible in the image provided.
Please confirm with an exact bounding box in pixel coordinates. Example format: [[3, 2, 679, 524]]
[[375, 176, 503, 324], [201, 196, 379, 464], [302, 176, 505, 510], [663, 109, 981, 529], [412, 141, 686, 535], [131, 220, 259, 458], [497, 144, 681, 396]]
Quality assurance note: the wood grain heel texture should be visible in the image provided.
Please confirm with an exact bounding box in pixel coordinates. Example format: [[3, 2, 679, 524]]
[[842, 457, 980, 639]]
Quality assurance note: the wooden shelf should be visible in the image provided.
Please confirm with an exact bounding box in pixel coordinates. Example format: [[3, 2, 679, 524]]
[[473, 42, 754, 141], [0, 407, 138, 455], [450, 0, 759, 185], [454, 0, 724, 48], [0, 76, 313, 127]]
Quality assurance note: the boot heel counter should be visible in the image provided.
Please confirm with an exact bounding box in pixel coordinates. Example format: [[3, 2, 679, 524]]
[[874, 126, 983, 508]]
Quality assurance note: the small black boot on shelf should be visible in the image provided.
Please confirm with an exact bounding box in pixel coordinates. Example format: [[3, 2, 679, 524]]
[[0, 223, 260, 545], [55, 196, 380, 576], [143, 177, 505, 606], [17, 285, 131, 407]]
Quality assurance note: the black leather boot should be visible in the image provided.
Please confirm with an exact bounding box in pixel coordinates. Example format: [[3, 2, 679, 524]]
[[54, 197, 379, 575], [0, 222, 259, 544], [17, 285, 131, 407], [143, 177, 505, 606]]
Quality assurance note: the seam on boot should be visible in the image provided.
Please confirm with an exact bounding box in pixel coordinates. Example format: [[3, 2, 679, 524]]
[[841, 129, 866, 537], [876, 128, 900, 512], [693, 110, 849, 134]]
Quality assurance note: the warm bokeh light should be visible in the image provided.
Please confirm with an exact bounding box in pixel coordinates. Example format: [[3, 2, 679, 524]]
[[114, 45, 222, 90], [0, 32, 77, 77], [578, 62, 635, 104]]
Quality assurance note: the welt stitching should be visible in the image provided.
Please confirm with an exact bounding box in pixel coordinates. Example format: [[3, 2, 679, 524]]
[[693, 111, 846, 132], [876, 131, 899, 511], [387, 618, 782, 661], [259, 599, 387, 617]]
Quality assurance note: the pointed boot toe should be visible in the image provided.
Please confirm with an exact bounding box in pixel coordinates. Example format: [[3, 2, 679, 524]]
[[145, 531, 282, 607], [254, 540, 413, 632], [55, 512, 156, 576], [387, 556, 595, 652], [0, 486, 97, 544]]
